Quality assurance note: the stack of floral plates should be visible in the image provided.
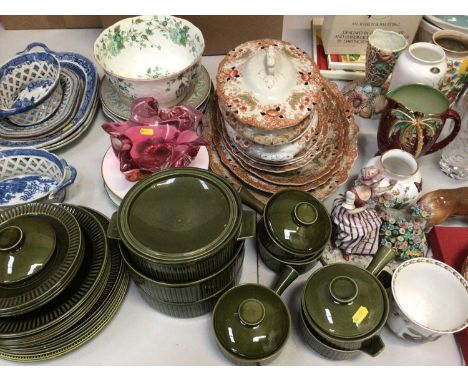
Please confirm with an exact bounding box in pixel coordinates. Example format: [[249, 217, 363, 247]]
[[100, 65, 213, 122], [205, 39, 359, 203], [0, 43, 99, 152], [0, 203, 129, 362]]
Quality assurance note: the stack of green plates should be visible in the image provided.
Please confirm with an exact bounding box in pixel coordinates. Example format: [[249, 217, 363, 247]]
[[0, 204, 129, 362]]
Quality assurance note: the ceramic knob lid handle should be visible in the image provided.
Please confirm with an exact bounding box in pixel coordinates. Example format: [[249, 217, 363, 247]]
[[293, 202, 318, 226], [266, 46, 275, 76], [238, 299, 266, 327], [329, 276, 359, 304], [0, 226, 24, 252]]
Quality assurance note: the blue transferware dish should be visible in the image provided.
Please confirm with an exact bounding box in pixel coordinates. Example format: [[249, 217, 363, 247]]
[[0, 65, 82, 139], [0, 148, 76, 207], [0, 52, 60, 116], [0, 42, 98, 150]]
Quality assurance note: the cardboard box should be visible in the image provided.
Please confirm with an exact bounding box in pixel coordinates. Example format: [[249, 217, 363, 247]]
[[321, 15, 422, 54], [1, 15, 284, 56], [0, 16, 101, 29]]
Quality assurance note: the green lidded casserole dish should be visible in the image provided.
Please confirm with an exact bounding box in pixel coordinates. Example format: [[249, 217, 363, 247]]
[[239, 186, 331, 263], [0, 203, 84, 317], [120, 240, 245, 304], [301, 246, 396, 356], [109, 168, 255, 283]]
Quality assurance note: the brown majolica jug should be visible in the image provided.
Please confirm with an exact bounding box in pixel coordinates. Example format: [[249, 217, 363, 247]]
[[377, 84, 461, 158]]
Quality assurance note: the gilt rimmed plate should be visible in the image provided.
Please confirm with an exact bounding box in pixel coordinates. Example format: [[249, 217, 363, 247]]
[[100, 65, 212, 120]]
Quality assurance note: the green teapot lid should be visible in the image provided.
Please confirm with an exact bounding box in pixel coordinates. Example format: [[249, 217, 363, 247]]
[[213, 284, 290, 361], [0, 216, 56, 284], [120, 169, 240, 262], [265, 190, 331, 255], [302, 263, 386, 339]]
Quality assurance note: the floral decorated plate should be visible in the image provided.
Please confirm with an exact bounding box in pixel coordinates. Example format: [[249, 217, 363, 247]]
[[216, 39, 321, 130], [101, 145, 209, 200], [100, 65, 211, 120], [0, 43, 98, 150], [0, 65, 83, 139]]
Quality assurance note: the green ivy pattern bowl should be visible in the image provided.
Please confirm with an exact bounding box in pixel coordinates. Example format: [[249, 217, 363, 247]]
[[94, 15, 205, 106]]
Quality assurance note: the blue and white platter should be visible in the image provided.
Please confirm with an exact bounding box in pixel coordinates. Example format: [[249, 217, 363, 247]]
[[0, 43, 98, 151]]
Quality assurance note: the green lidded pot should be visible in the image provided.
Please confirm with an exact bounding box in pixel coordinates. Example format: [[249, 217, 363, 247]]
[[0, 203, 84, 318], [239, 186, 332, 263], [301, 246, 396, 356], [120, 240, 245, 304], [212, 283, 291, 366], [108, 168, 256, 283]]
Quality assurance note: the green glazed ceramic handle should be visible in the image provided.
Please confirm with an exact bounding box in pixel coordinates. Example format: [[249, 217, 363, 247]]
[[272, 265, 299, 296], [366, 246, 396, 277], [237, 210, 257, 240], [107, 212, 121, 240], [237, 185, 265, 215], [360, 335, 385, 357]]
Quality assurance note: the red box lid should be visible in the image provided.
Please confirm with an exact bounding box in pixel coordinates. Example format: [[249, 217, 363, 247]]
[[427, 226, 468, 365]]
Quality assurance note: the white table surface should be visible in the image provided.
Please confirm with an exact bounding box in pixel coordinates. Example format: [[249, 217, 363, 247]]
[[0, 16, 466, 366]]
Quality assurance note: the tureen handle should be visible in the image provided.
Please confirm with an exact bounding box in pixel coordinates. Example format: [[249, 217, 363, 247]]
[[266, 46, 275, 76], [49, 160, 77, 200], [17, 42, 56, 56]]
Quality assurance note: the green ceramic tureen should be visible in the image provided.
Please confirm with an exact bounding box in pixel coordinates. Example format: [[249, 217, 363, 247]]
[[109, 168, 255, 283]]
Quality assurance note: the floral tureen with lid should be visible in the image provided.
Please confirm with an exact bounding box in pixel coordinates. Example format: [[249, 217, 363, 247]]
[[216, 39, 322, 130]]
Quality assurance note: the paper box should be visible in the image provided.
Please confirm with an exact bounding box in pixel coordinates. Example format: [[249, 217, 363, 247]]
[[321, 15, 422, 54], [1, 16, 283, 56]]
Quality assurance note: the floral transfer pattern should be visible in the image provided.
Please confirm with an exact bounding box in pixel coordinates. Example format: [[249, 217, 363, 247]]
[[216, 39, 321, 130], [439, 58, 468, 105], [95, 16, 204, 78]]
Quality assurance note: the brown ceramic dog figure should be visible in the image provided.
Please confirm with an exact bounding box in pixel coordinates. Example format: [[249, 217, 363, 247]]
[[416, 187, 468, 228]]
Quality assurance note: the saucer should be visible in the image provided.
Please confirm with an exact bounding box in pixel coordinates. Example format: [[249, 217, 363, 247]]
[[101, 145, 210, 201], [100, 65, 211, 121]]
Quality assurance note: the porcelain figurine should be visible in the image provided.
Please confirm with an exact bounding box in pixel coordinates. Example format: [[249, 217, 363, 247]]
[[388, 42, 447, 91], [433, 30, 468, 105], [361, 149, 422, 209], [343, 29, 407, 119], [331, 183, 382, 256], [413, 187, 468, 229], [378, 84, 461, 158]]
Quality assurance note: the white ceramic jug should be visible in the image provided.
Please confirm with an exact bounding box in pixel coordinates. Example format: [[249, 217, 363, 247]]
[[389, 42, 447, 91]]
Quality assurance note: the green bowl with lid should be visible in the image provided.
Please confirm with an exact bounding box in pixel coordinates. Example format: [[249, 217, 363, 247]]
[[300, 246, 396, 356], [0, 203, 84, 317], [239, 186, 331, 263], [108, 168, 256, 283]]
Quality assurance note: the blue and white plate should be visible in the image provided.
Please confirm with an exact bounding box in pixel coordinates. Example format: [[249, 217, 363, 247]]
[[0, 43, 98, 150], [0, 65, 83, 139], [0, 148, 77, 207]]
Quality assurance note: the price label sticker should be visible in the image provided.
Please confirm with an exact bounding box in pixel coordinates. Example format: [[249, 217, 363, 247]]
[[352, 306, 368, 325], [140, 128, 154, 136]]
